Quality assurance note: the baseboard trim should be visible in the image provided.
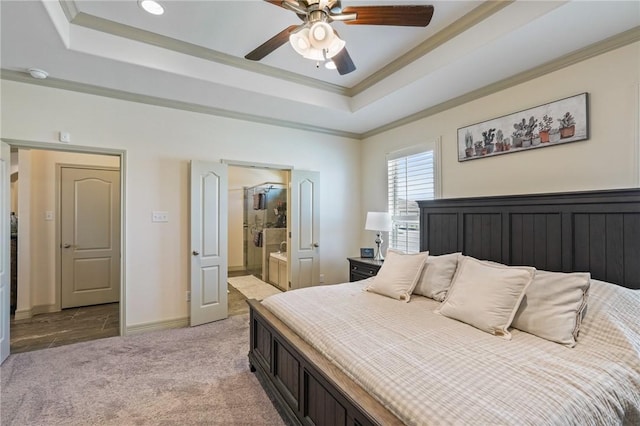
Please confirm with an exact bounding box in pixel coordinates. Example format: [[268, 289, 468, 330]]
[[14, 304, 59, 320], [228, 266, 245, 272], [125, 316, 189, 335], [13, 309, 31, 321]]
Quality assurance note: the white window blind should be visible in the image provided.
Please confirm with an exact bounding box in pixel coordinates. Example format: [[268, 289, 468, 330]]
[[387, 149, 436, 253]]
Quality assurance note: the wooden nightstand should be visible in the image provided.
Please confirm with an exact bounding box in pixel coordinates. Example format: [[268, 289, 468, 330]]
[[348, 257, 383, 282]]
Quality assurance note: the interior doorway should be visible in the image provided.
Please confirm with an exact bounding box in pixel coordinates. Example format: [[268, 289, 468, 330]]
[[227, 165, 289, 278], [59, 165, 121, 309], [243, 182, 287, 283], [226, 164, 289, 316], [6, 143, 125, 354]]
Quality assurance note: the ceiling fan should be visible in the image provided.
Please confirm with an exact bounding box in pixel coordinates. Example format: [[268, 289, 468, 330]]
[[245, 0, 434, 75]]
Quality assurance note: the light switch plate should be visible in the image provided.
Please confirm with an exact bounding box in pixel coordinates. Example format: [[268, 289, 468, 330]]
[[152, 211, 169, 222]]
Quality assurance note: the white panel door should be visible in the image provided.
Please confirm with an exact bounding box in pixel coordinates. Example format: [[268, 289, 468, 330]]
[[190, 161, 228, 326], [0, 142, 10, 364], [60, 167, 121, 308], [289, 170, 320, 290]]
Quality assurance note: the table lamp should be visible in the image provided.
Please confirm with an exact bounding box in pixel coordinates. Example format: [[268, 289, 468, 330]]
[[365, 212, 392, 261]]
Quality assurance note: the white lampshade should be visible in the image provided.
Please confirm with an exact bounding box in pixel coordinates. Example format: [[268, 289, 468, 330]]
[[289, 24, 345, 62], [365, 212, 392, 232], [302, 48, 326, 61], [324, 34, 345, 59], [309, 22, 334, 50], [289, 28, 312, 56]]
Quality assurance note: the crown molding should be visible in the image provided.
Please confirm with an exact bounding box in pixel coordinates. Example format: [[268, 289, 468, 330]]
[[362, 26, 640, 139], [59, 0, 78, 21], [0, 69, 360, 140], [347, 0, 514, 97], [3, 26, 637, 140]]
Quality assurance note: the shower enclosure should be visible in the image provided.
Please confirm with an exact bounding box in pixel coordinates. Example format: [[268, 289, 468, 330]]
[[244, 183, 287, 281]]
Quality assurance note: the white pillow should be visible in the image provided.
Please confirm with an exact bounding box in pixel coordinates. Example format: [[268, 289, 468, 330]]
[[511, 270, 591, 347], [413, 252, 461, 301], [437, 256, 535, 339], [365, 249, 428, 302]]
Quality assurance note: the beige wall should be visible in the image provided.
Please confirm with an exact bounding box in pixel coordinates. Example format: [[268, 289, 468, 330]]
[[1, 81, 361, 328], [228, 166, 288, 270], [10, 179, 18, 213], [10, 150, 18, 212], [360, 42, 640, 248], [4, 41, 638, 329], [14, 149, 119, 318]]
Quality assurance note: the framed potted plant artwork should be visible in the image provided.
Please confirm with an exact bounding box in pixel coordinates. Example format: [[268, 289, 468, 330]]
[[457, 93, 588, 161]]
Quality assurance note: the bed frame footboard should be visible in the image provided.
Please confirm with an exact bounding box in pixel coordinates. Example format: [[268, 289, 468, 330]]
[[247, 299, 401, 426]]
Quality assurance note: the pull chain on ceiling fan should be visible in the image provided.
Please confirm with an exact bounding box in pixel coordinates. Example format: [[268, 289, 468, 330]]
[[245, 0, 434, 75]]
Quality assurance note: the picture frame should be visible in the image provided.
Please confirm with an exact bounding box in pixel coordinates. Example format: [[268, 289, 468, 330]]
[[360, 248, 375, 258], [457, 93, 589, 161]]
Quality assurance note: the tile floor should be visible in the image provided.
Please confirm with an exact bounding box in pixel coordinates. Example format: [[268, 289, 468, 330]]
[[228, 283, 250, 317], [10, 303, 120, 354], [9, 271, 258, 354]]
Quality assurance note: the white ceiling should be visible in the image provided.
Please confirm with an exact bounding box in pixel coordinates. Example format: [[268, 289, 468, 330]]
[[1, 1, 639, 138]]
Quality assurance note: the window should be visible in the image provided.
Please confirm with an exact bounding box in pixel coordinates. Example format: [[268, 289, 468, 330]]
[[387, 143, 439, 253]]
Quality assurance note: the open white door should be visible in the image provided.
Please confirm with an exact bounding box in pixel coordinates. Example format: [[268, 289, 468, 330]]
[[289, 170, 320, 290], [1, 142, 10, 363], [190, 161, 228, 326]]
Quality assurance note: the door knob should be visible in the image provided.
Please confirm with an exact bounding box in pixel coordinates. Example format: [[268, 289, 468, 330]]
[[192, 250, 200, 256], [312, 243, 319, 248], [63, 243, 71, 248]]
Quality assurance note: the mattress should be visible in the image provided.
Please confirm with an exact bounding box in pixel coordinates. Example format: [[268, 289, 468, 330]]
[[261, 278, 640, 425]]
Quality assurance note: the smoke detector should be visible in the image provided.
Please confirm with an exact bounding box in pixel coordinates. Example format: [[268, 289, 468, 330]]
[[28, 68, 48, 79]]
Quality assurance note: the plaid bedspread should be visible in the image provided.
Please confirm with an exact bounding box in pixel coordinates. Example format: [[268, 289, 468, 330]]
[[261, 279, 640, 425]]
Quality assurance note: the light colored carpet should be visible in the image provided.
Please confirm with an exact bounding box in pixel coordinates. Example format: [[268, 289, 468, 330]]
[[1, 314, 285, 426], [228, 275, 282, 301]]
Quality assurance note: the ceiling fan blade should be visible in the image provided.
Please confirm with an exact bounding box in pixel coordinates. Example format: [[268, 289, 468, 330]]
[[332, 48, 356, 75], [341, 5, 434, 26], [245, 25, 300, 61]]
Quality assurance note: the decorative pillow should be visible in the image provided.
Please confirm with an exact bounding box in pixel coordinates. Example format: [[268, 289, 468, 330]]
[[437, 256, 535, 339], [413, 252, 461, 301], [511, 270, 591, 347], [365, 249, 428, 302]]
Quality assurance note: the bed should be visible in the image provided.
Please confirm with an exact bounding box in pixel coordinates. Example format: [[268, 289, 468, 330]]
[[248, 188, 640, 426]]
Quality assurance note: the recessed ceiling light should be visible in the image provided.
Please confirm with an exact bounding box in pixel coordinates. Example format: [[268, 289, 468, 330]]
[[138, 0, 164, 15], [28, 68, 48, 79], [324, 61, 337, 70]]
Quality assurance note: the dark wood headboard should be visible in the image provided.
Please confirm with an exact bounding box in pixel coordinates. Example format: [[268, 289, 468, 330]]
[[418, 188, 640, 289]]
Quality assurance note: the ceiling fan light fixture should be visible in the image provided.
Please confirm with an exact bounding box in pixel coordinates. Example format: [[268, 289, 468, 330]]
[[302, 48, 326, 62], [250, 1, 434, 75], [324, 60, 337, 70], [308, 22, 334, 49], [290, 25, 345, 61], [138, 0, 164, 16], [324, 34, 345, 59], [289, 28, 311, 56], [295, 37, 310, 50]]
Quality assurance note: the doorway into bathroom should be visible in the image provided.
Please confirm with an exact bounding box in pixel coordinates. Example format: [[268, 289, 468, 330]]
[[227, 165, 288, 315], [244, 182, 287, 281]]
